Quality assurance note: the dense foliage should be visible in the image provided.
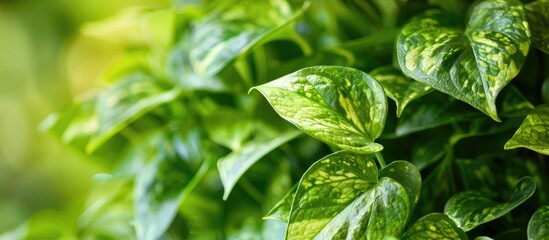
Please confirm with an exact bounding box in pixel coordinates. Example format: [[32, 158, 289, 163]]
[[24, 0, 549, 239]]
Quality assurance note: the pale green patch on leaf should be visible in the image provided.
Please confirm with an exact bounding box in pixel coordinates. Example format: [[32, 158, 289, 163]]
[[505, 104, 549, 155], [526, 0, 549, 54], [397, 0, 530, 121], [263, 185, 297, 223], [401, 213, 468, 240], [218, 130, 301, 200], [252, 66, 388, 154], [189, 0, 310, 77], [528, 205, 549, 240], [87, 73, 181, 153], [444, 176, 536, 231], [370, 66, 432, 117], [286, 151, 420, 239]]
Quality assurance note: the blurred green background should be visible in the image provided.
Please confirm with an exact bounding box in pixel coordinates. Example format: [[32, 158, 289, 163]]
[[0, 0, 169, 236]]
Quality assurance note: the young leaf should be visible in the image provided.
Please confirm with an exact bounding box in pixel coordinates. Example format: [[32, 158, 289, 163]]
[[444, 176, 536, 231], [252, 66, 388, 154], [397, 0, 530, 121], [505, 104, 549, 155], [370, 66, 432, 117], [189, 0, 309, 77], [401, 213, 468, 240], [218, 130, 301, 200], [528, 205, 549, 240], [379, 160, 422, 204], [287, 151, 419, 239], [526, 0, 549, 54], [87, 73, 181, 153]]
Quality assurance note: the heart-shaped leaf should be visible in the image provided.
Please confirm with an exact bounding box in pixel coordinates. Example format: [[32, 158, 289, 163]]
[[218, 130, 301, 200], [370, 66, 432, 117], [505, 104, 549, 155], [397, 0, 530, 121], [286, 151, 420, 239], [189, 0, 309, 77], [444, 176, 536, 231], [401, 213, 468, 240], [528, 205, 549, 240], [526, 0, 549, 54], [252, 66, 388, 154]]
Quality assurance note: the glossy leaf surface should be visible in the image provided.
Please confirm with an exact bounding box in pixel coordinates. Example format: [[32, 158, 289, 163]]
[[218, 130, 301, 200], [505, 104, 549, 155], [252, 66, 388, 154], [370, 66, 432, 117], [287, 151, 420, 239], [189, 0, 308, 77], [263, 185, 296, 223], [528, 205, 549, 240], [402, 213, 468, 240], [526, 0, 549, 54], [397, 0, 530, 121], [444, 177, 536, 231]]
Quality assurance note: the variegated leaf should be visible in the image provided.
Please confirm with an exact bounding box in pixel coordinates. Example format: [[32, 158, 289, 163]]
[[370, 66, 432, 117], [505, 104, 549, 155], [397, 0, 530, 121], [286, 151, 421, 239], [528, 205, 549, 240], [402, 213, 468, 240], [252, 66, 388, 154], [444, 176, 536, 231]]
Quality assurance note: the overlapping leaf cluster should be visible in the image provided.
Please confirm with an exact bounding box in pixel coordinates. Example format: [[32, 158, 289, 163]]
[[32, 0, 549, 239]]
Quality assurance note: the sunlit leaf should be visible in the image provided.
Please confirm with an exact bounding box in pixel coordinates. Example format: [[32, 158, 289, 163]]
[[528, 205, 549, 240], [401, 213, 468, 240], [370, 66, 432, 117], [444, 176, 536, 231], [189, 0, 309, 77], [397, 0, 530, 121], [526, 0, 549, 54], [203, 108, 254, 150], [287, 151, 420, 239], [218, 130, 301, 200], [252, 66, 388, 154], [505, 104, 549, 155], [87, 73, 181, 152]]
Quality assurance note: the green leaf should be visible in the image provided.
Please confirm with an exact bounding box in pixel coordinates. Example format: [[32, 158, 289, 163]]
[[252, 66, 388, 154], [401, 213, 468, 240], [189, 0, 309, 77], [526, 0, 549, 54], [505, 104, 549, 155], [528, 205, 549, 240], [397, 0, 531, 121], [379, 160, 422, 204], [287, 151, 419, 239], [203, 108, 254, 150], [444, 176, 536, 231], [218, 130, 301, 200], [87, 73, 181, 153], [370, 66, 432, 117], [264, 185, 296, 223]]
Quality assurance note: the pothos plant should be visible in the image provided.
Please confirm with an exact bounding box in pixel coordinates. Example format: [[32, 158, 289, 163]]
[[38, 0, 549, 239]]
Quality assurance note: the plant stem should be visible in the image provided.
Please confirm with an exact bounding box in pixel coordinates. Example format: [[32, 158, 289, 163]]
[[374, 152, 386, 168], [178, 160, 212, 206]]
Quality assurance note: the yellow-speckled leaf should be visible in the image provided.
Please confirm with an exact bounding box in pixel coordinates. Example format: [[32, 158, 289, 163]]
[[286, 151, 420, 239], [252, 66, 387, 154], [505, 104, 549, 155], [402, 213, 468, 240], [397, 0, 530, 121], [528, 205, 549, 240], [526, 0, 549, 54], [370, 66, 432, 117], [444, 177, 536, 232]]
